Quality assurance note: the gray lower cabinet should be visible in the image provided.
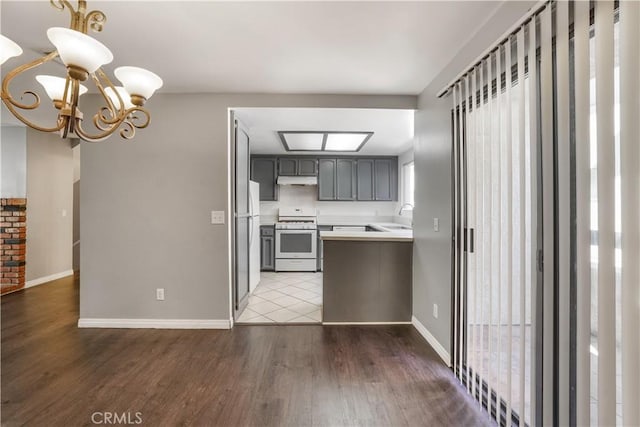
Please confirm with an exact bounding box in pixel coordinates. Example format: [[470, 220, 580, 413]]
[[323, 239, 412, 322], [250, 157, 278, 201], [374, 158, 397, 201], [356, 159, 375, 201], [336, 159, 356, 200], [318, 159, 336, 200], [260, 226, 275, 271]]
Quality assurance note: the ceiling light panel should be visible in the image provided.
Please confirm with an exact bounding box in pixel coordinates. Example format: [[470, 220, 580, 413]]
[[279, 132, 324, 151], [324, 132, 371, 151]]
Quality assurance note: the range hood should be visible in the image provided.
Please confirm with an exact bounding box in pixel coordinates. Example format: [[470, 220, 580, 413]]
[[277, 176, 318, 186]]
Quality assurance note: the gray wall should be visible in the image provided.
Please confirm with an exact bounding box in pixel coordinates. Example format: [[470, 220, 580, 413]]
[[1, 125, 26, 197], [411, 1, 537, 351], [80, 93, 416, 321], [26, 129, 74, 281]]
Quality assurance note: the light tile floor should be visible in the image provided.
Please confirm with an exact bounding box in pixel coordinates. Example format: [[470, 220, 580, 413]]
[[237, 272, 322, 324]]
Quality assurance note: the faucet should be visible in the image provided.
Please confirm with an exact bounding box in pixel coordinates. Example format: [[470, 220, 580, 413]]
[[398, 203, 414, 216]]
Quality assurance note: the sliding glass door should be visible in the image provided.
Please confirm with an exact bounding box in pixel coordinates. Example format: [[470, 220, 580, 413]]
[[451, 16, 539, 427], [449, 2, 640, 426]]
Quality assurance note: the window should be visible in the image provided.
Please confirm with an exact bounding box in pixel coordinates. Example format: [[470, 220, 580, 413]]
[[402, 161, 414, 207]]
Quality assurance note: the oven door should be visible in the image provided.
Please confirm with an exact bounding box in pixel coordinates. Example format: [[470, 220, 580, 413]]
[[276, 229, 318, 259]]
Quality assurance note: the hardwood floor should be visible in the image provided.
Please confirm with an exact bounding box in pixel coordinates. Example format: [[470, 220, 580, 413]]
[[1, 275, 494, 426]]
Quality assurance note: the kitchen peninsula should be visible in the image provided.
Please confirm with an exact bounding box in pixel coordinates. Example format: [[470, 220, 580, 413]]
[[321, 224, 413, 323]]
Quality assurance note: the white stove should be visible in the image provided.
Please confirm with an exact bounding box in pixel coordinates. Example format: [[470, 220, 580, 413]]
[[276, 207, 317, 230], [276, 221, 317, 230], [275, 207, 318, 271]]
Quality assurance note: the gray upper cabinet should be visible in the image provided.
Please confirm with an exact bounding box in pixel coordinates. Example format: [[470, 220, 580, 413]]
[[250, 157, 278, 201], [256, 155, 397, 202], [336, 159, 356, 200], [297, 158, 318, 176], [374, 158, 397, 201], [318, 156, 397, 201], [278, 158, 298, 176], [356, 159, 375, 201], [278, 157, 318, 176], [318, 159, 336, 201]]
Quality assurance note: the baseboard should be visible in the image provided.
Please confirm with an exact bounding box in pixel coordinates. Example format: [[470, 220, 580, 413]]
[[322, 321, 412, 325], [25, 270, 74, 289], [77, 318, 232, 329], [411, 315, 451, 366]]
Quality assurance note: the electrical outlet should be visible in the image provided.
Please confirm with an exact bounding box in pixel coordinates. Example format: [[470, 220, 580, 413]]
[[433, 303, 439, 319], [211, 211, 225, 224], [433, 218, 439, 232], [156, 288, 165, 301]]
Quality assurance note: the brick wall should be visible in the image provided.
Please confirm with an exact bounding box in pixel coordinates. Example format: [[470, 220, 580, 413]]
[[1, 198, 27, 294]]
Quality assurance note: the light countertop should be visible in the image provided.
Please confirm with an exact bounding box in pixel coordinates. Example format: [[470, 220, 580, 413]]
[[321, 223, 413, 242], [261, 215, 412, 227], [316, 216, 394, 226]]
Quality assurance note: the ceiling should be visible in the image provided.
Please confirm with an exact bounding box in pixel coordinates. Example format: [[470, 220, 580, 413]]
[[236, 108, 414, 155], [0, 1, 505, 95]]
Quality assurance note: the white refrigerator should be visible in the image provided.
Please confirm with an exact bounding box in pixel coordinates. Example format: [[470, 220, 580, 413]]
[[249, 181, 261, 292]]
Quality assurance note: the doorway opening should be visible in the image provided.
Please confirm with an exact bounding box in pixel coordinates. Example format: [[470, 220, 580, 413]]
[[229, 107, 414, 325]]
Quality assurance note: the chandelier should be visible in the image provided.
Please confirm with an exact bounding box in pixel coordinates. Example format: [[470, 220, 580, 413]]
[[0, 0, 163, 142]]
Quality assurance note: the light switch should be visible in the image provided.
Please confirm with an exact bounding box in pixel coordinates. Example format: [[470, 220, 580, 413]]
[[433, 218, 439, 232], [433, 304, 439, 319], [61, 209, 67, 217], [211, 211, 225, 224]]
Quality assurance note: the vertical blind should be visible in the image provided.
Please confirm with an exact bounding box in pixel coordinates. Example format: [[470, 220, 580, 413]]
[[451, 19, 537, 425], [447, 1, 640, 425]]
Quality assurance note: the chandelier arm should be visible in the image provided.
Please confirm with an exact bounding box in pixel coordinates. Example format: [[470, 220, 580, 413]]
[[76, 106, 150, 142], [93, 107, 115, 131], [61, 116, 70, 139], [96, 69, 121, 110], [92, 70, 123, 124], [85, 10, 107, 33], [68, 79, 81, 135], [61, 74, 72, 110], [1, 98, 68, 133], [126, 108, 151, 130], [73, 116, 126, 142], [90, 82, 123, 131], [1, 51, 59, 110], [119, 120, 136, 140], [49, 0, 76, 13]]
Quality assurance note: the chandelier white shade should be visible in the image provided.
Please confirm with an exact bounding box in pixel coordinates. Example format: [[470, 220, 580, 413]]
[[46, 27, 113, 74], [104, 86, 134, 110], [36, 75, 88, 102], [0, 34, 22, 65], [114, 66, 163, 101]]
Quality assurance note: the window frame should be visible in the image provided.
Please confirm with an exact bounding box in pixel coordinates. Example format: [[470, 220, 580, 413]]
[[402, 160, 415, 209]]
